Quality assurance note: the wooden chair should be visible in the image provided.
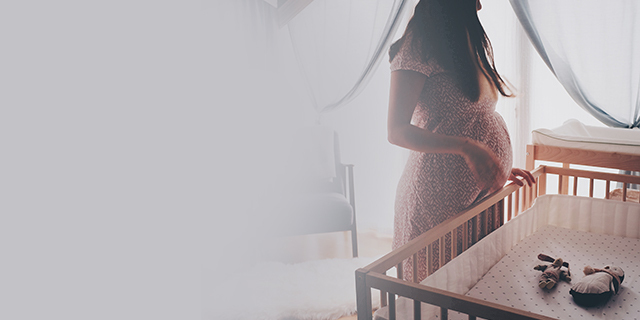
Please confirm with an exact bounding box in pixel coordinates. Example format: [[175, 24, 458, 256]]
[[277, 126, 358, 257]]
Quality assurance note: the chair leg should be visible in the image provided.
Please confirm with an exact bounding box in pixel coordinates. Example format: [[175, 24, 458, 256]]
[[351, 227, 358, 257]]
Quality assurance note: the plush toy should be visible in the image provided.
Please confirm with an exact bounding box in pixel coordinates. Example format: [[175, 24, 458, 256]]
[[570, 265, 625, 307], [533, 254, 571, 289]]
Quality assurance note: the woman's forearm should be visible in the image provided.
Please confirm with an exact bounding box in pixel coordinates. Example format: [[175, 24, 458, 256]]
[[387, 69, 474, 156], [387, 123, 472, 156], [388, 122, 508, 192]]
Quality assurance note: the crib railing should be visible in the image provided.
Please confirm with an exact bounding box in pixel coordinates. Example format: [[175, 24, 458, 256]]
[[356, 165, 640, 320], [547, 166, 640, 201]]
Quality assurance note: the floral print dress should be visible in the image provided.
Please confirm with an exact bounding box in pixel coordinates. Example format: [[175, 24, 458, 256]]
[[391, 34, 513, 282]]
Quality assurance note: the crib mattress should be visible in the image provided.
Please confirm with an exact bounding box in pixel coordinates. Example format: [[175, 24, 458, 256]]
[[374, 195, 640, 320], [461, 224, 640, 319], [531, 119, 640, 155]]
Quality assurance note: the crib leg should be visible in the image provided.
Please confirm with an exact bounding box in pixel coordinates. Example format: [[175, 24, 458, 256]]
[[355, 269, 372, 320], [388, 292, 396, 320]]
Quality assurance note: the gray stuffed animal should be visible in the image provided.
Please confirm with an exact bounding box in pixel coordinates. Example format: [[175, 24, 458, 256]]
[[570, 265, 625, 307], [533, 253, 571, 289]]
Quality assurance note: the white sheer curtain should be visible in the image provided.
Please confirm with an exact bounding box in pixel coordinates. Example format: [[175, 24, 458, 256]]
[[209, 0, 534, 249], [510, 0, 640, 128], [287, 0, 409, 116]]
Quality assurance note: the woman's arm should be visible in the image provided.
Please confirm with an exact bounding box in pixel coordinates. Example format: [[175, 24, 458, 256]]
[[387, 70, 471, 154], [387, 69, 533, 191]]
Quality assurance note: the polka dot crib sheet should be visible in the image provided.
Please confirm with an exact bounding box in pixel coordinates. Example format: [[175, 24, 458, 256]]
[[463, 224, 640, 320]]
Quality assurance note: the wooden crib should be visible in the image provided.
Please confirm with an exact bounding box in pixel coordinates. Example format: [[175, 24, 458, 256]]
[[355, 165, 640, 320]]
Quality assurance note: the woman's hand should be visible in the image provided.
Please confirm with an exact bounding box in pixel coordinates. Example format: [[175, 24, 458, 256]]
[[461, 140, 536, 193], [460, 140, 508, 193], [508, 168, 535, 187]]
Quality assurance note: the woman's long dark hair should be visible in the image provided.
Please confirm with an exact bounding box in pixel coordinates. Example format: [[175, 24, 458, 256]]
[[389, 0, 513, 101]]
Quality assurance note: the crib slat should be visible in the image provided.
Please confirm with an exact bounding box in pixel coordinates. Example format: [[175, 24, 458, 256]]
[[427, 245, 433, 276], [496, 201, 501, 228], [589, 178, 594, 197], [560, 163, 570, 194], [528, 184, 533, 208], [507, 194, 513, 221], [389, 292, 396, 320], [471, 216, 478, 244], [539, 173, 547, 195], [520, 188, 525, 213], [573, 176, 578, 195], [414, 300, 421, 320], [462, 221, 469, 251], [439, 236, 445, 268], [481, 210, 488, 239], [491, 204, 496, 231], [380, 291, 387, 307], [487, 207, 492, 234], [452, 227, 458, 259], [380, 271, 387, 307], [529, 184, 534, 208], [489, 206, 495, 232], [482, 207, 491, 238], [397, 263, 403, 280], [413, 253, 419, 282], [514, 189, 520, 216], [606, 180, 611, 199], [623, 183, 628, 201], [497, 201, 504, 229], [468, 315, 476, 320], [489, 205, 495, 232], [441, 307, 448, 320], [558, 174, 563, 194]]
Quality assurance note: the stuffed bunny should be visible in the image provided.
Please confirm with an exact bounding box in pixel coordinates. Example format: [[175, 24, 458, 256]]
[[533, 253, 571, 289], [570, 265, 625, 307]]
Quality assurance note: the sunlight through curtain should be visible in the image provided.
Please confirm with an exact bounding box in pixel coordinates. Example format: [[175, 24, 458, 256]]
[[510, 0, 640, 128], [287, 0, 410, 115]]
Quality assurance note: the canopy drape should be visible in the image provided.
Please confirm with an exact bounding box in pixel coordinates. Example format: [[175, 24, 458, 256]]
[[510, 0, 640, 128], [288, 0, 410, 114]]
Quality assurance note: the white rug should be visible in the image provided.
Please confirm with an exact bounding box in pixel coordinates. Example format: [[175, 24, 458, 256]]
[[211, 256, 393, 320]]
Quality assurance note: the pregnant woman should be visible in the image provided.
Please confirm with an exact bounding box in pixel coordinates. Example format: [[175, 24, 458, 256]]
[[387, 0, 534, 282]]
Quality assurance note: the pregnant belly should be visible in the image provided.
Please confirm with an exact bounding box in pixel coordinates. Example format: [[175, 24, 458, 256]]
[[433, 112, 513, 178]]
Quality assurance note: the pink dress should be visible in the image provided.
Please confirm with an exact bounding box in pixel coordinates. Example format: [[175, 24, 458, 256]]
[[391, 34, 513, 282]]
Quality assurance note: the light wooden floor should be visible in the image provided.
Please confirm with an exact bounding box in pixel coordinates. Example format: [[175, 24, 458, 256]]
[[256, 230, 393, 320]]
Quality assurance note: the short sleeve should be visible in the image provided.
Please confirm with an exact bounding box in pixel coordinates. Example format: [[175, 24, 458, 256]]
[[390, 33, 440, 77]]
